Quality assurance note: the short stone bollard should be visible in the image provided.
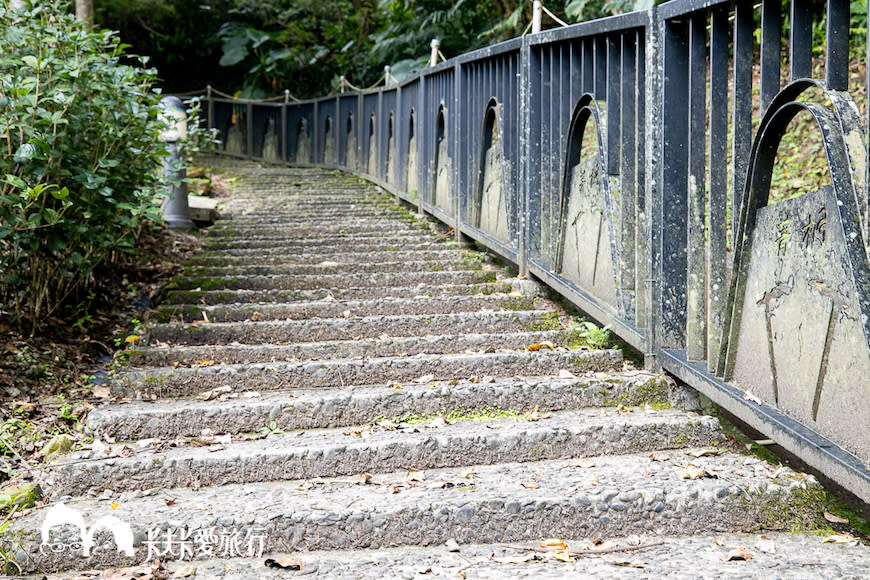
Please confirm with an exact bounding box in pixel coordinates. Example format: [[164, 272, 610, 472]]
[[159, 96, 194, 230]]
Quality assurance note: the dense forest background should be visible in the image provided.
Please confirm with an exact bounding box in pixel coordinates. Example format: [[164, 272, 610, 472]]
[[93, 0, 647, 99]]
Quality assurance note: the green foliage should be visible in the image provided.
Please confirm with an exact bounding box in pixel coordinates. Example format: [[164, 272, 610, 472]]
[[0, 0, 168, 333], [569, 319, 612, 349]]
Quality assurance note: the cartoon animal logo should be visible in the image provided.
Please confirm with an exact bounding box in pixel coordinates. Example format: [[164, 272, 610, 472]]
[[40, 502, 135, 557]]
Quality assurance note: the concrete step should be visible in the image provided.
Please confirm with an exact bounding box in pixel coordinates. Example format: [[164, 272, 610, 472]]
[[169, 269, 494, 291], [30, 533, 870, 580], [181, 258, 474, 278], [193, 239, 463, 257], [147, 309, 554, 345], [54, 408, 723, 496], [116, 349, 624, 398], [129, 329, 576, 366], [15, 452, 824, 572], [204, 222, 427, 238], [184, 248, 467, 266], [151, 293, 536, 323], [201, 232, 441, 250], [163, 281, 513, 305], [87, 372, 670, 440]]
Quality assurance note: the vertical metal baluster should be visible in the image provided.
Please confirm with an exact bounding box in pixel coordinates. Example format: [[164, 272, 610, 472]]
[[708, 5, 729, 373], [732, 0, 753, 245], [760, 0, 781, 111], [790, 0, 813, 81], [687, 12, 707, 361], [826, 0, 849, 90], [661, 18, 690, 348], [621, 32, 637, 321], [607, 34, 622, 177], [635, 27, 648, 333]]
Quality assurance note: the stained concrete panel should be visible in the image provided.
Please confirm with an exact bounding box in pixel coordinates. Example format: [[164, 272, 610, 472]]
[[730, 187, 870, 460], [559, 156, 617, 309]]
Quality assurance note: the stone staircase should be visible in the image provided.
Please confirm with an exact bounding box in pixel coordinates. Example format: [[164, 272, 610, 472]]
[[10, 161, 870, 578]]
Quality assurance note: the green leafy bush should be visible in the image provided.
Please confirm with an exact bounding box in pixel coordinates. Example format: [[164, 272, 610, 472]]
[[0, 0, 167, 333]]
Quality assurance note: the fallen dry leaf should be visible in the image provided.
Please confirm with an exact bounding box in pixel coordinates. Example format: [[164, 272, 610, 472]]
[[196, 385, 232, 401], [551, 550, 574, 563], [461, 467, 476, 479], [685, 448, 721, 458], [540, 538, 568, 550], [360, 472, 372, 484], [264, 556, 303, 570], [171, 565, 197, 578], [557, 369, 576, 379], [824, 511, 849, 525], [193, 360, 216, 367], [743, 390, 762, 404], [679, 464, 709, 480], [754, 535, 776, 554], [413, 374, 436, 384], [92, 385, 112, 399], [521, 482, 540, 489], [524, 407, 551, 422], [164, 497, 176, 506], [406, 469, 425, 482], [648, 451, 671, 462], [721, 546, 754, 561]]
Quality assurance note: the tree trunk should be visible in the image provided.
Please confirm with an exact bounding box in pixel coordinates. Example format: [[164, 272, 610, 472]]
[[76, 0, 94, 24]]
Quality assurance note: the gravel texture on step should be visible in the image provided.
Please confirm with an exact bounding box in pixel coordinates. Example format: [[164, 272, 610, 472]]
[[170, 269, 492, 291], [204, 222, 426, 237], [24, 534, 870, 580], [147, 310, 550, 345], [87, 373, 669, 440], [191, 240, 463, 258], [54, 409, 723, 495], [184, 248, 466, 266], [13, 453, 823, 572], [181, 258, 473, 278], [118, 349, 624, 398], [130, 330, 574, 366], [200, 232, 440, 250], [163, 281, 513, 305], [151, 294, 536, 323]]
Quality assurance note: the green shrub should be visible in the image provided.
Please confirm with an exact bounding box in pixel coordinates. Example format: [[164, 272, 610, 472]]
[[0, 0, 167, 333]]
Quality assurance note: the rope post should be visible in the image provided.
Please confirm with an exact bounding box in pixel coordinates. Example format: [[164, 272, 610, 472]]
[[340, 75, 346, 94], [384, 65, 392, 86], [430, 39, 440, 67], [532, 1, 543, 34]]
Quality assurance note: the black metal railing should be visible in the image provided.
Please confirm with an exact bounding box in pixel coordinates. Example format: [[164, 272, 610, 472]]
[[199, 0, 870, 504]]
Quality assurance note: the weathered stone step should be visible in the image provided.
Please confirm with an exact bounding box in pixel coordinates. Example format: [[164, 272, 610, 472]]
[[15, 452, 823, 572], [201, 231, 435, 250], [152, 293, 534, 323], [169, 269, 494, 291], [195, 239, 462, 258], [130, 329, 575, 366], [118, 349, 623, 398], [205, 222, 425, 238], [87, 372, 669, 440], [185, 249, 466, 267], [148, 309, 551, 345], [33, 533, 870, 580], [210, 211, 414, 227], [181, 258, 473, 279], [163, 281, 513, 305], [55, 409, 723, 496], [203, 220, 426, 239]]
